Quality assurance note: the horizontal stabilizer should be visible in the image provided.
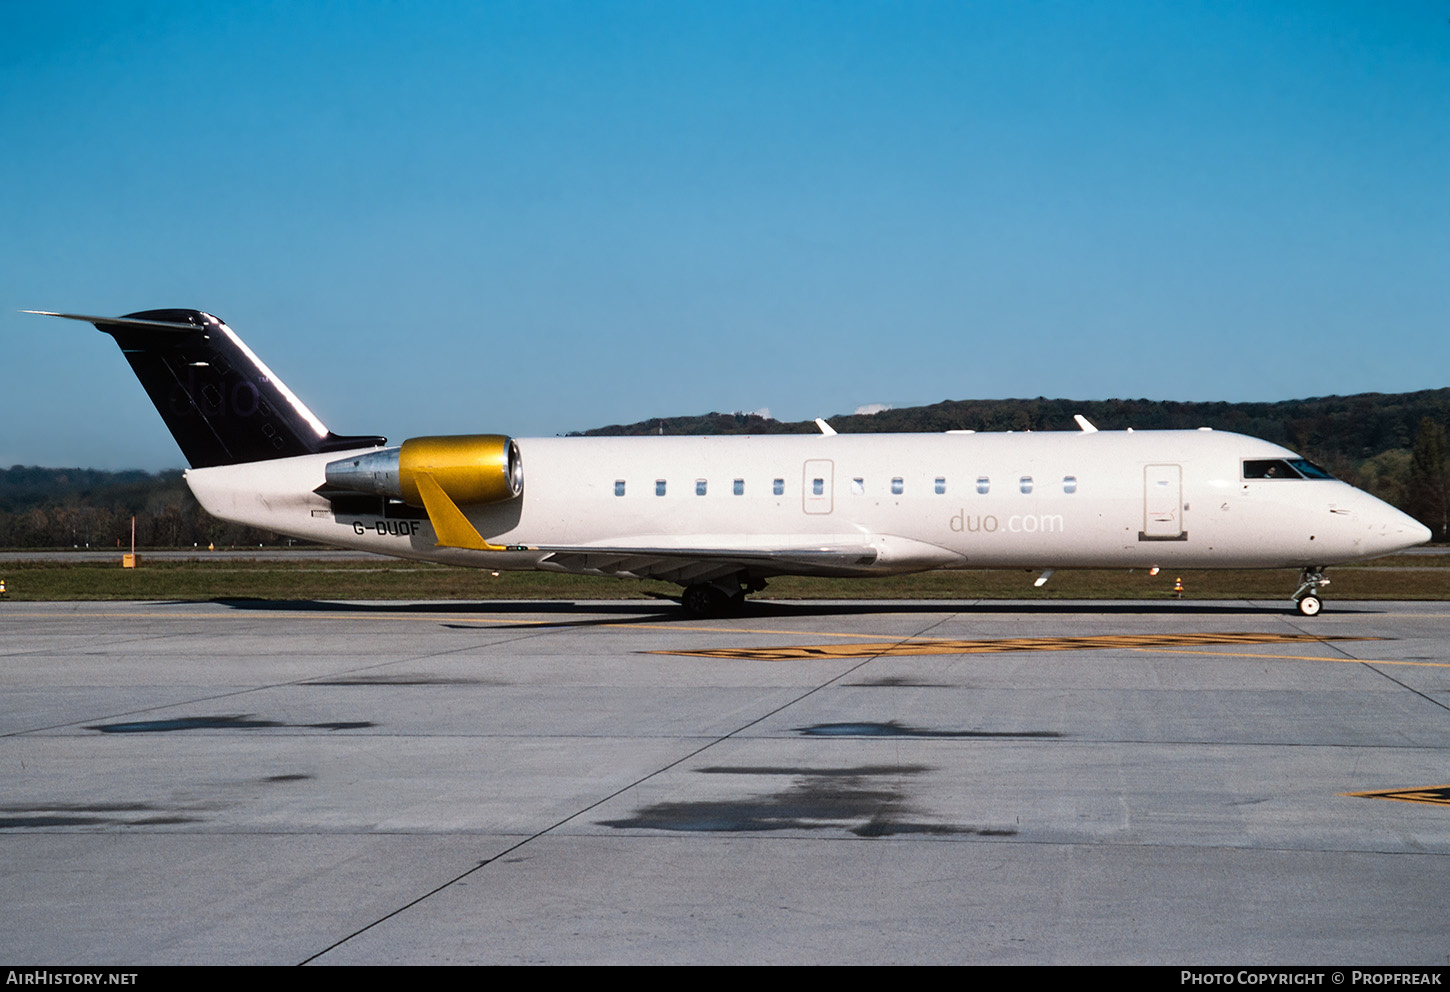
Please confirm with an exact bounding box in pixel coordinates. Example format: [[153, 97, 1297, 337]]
[[23, 310, 201, 332]]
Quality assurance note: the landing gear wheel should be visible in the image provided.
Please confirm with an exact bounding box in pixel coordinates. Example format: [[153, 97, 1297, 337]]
[[681, 584, 720, 617], [681, 581, 747, 617], [1291, 567, 1329, 618]]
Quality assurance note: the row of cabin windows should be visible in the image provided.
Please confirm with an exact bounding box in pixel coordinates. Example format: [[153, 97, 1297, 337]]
[[620, 478, 788, 497], [614, 475, 1080, 496]]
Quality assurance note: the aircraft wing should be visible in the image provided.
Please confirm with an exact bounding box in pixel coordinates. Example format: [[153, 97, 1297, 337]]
[[532, 544, 880, 584]]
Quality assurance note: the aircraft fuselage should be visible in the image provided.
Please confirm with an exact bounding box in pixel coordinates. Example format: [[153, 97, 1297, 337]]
[[185, 429, 1427, 578]]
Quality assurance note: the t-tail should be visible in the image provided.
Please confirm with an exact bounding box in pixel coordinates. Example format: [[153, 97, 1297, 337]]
[[27, 309, 386, 468]]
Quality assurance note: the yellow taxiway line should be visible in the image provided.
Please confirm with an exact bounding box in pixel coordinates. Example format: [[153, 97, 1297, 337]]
[[651, 631, 1378, 661], [1132, 647, 1450, 668]]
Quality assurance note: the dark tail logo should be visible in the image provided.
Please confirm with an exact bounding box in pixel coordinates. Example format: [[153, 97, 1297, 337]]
[[29, 308, 385, 468]]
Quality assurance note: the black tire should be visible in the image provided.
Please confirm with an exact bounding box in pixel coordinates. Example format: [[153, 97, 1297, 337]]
[[1296, 595, 1322, 617], [681, 584, 719, 617]]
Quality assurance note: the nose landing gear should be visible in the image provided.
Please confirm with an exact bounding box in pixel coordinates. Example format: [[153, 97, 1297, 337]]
[[1292, 567, 1329, 617]]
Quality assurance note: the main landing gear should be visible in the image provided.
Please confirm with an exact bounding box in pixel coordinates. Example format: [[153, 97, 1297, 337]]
[[680, 577, 763, 617], [1292, 567, 1329, 617]]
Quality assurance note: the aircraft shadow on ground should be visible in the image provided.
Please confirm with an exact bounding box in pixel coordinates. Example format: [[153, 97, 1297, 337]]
[[194, 597, 1377, 628]]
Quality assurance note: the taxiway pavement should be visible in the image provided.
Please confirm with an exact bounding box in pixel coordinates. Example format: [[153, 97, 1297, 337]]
[[2, 598, 1448, 964]]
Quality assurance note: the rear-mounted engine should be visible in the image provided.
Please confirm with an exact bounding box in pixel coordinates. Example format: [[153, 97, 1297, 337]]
[[324, 434, 523, 506]]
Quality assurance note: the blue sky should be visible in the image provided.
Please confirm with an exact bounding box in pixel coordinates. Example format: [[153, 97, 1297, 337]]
[[3, 1, 1447, 470]]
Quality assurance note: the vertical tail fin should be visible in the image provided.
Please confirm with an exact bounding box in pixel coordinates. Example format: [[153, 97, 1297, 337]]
[[26, 309, 386, 468]]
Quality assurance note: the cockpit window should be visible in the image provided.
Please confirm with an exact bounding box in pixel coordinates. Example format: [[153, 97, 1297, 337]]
[[1287, 458, 1334, 480], [1243, 459, 1299, 479], [1242, 458, 1335, 480]]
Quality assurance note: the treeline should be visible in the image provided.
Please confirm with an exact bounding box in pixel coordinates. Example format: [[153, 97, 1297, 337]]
[[578, 389, 1450, 459], [5, 389, 1449, 547], [0, 466, 283, 549]]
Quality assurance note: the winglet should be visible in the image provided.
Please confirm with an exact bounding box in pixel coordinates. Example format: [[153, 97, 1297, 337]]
[[1074, 415, 1098, 433], [814, 418, 837, 436]]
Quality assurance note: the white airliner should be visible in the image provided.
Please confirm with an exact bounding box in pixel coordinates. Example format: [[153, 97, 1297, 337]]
[[30, 308, 1432, 616]]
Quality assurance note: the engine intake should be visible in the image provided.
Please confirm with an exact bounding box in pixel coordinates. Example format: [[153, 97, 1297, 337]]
[[325, 434, 522, 506]]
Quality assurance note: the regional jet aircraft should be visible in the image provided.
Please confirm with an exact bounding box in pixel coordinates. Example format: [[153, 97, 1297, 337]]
[[29, 309, 1431, 616]]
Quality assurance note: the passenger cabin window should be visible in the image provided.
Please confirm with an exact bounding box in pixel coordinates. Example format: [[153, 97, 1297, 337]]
[[695, 479, 707, 496], [934, 477, 946, 495], [851, 477, 865, 496], [812, 478, 825, 496], [655, 479, 667, 496], [891, 477, 904, 495], [773, 478, 785, 496], [1020, 476, 1033, 494], [1063, 476, 1078, 494], [733, 479, 744, 496], [614, 480, 625, 497], [1243, 459, 1333, 480], [977, 477, 990, 495]]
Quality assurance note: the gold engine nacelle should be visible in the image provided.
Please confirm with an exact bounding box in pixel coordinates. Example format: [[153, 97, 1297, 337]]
[[397, 434, 523, 506], [325, 434, 523, 506]]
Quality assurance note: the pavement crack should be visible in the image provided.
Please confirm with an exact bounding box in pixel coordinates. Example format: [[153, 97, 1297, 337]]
[[1278, 615, 1450, 715]]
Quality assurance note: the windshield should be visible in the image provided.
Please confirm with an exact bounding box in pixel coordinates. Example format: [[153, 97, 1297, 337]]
[[1286, 458, 1334, 479]]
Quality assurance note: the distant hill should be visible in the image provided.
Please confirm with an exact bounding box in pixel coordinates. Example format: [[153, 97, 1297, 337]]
[[575, 389, 1450, 465]]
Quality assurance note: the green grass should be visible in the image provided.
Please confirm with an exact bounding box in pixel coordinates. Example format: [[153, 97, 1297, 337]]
[[1, 554, 1446, 602]]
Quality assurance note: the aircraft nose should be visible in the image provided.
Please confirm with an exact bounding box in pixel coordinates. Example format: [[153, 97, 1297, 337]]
[[1375, 502, 1432, 552], [1340, 488, 1433, 555]]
